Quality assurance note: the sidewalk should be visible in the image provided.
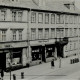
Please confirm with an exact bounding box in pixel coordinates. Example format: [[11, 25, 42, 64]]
[[4, 54, 80, 80]]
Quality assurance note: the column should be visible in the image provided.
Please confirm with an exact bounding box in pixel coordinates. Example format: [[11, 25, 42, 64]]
[[22, 48, 27, 66], [27, 45, 32, 62], [54, 47, 57, 59]]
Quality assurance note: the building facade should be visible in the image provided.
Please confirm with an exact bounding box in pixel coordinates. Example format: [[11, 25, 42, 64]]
[[0, 0, 80, 69]]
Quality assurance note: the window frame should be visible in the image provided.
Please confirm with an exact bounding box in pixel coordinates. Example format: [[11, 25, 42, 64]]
[[31, 12, 36, 23], [45, 13, 49, 24], [38, 13, 43, 23]]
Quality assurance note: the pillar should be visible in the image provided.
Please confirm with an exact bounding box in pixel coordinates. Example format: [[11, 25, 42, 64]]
[[54, 47, 57, 59], [22, 48, 27, 66]]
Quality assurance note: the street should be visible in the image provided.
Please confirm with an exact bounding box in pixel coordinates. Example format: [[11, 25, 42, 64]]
[[3, 55, 80, 80]]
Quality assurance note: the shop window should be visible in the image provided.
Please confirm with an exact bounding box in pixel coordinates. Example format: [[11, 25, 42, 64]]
[[31, 12, 36, 23], [45, 13, 49, 24], [51, 14, 55, 24], [32, 48, 41, 61], [38, 29, 43, 39], [1, 10, 6, 21], [38, 13, 43, 23], [31, 28, 36, 40]]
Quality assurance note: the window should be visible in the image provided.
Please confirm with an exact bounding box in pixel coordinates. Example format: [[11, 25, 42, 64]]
[[12, 30, 16, 40], [74, 16, 78, 24], [38, 13, 43, 23], [45, 14, 49, 24], [12, 11, 16, 21], [56, 29, 60, 38], [69, 28, 72, 37], [1, 10, 6, 21], [45, 29, 49, 39], [51, 14, 55, 24], [56, 14, 60, 23], [31, 12, 36, 23], [31, 28, 36, 40], [60, 15, 64, 23], [38, 29, 43, 39], [2, 30, 6, 41], [65, 28, 68, 37], [18, 12, 22, 21], [51, 28, 55, 38], [18, 30, 22, 40], [65, 15, 69, 24], [74, 28, 77, 37], [60, 29, 64, 38], [69, 15, 73, 24]]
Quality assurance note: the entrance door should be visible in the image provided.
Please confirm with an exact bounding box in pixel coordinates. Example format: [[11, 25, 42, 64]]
[[41, 46, 46, 62]]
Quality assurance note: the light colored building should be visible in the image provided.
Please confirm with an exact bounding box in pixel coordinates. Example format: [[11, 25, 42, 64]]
[[0, 0, 80, 69]]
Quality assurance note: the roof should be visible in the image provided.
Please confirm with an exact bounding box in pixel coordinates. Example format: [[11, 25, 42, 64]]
[[0, 0, 80, 14]]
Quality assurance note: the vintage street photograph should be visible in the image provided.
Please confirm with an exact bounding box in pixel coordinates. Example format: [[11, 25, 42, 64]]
[[0, 0, 80, 80]]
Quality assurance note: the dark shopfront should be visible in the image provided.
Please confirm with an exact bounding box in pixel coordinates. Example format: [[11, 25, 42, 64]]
[[31, 46, 42, 61], [45, 44, 55, 59], [0, 48, 22, 71], [6, 48, 23, 70]]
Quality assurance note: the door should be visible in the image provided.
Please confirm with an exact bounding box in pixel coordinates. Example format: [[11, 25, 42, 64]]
[[41, 46, 46, 62]]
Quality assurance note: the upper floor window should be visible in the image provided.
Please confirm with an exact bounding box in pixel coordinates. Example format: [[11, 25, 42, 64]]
[[2, 30, 6, 41], [18, 12, 22, 21], [31, 28, 36, 40], [56, 14, 60, 23], [12, 30, 16, 40], [74, 28, 77, 37], [45, 28, 49, 39], [45, 14, 49, 24], [51, 28, 55, 38], [65, 15, 69, 24], [51, 14, 55, 24], [18, 30, 22, 40], [60, 15, 64, 23], [31, 12, 36, 23], [69, 15, 73, 24], [1, 10, 6, 21], [65, 28, 68, 37], [38, 29, 43, 39], [38, 13, 43, 23], [12, 11, 16, 21]]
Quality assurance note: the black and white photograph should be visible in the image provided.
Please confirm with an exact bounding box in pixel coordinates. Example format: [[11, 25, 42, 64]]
[[0, 0, 80, 80]]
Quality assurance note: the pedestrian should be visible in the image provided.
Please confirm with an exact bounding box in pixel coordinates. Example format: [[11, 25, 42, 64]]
[[51, 59, 55, 68]]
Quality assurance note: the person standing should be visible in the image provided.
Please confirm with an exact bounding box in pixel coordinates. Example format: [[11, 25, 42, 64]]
[[51, 59, 55, 68]]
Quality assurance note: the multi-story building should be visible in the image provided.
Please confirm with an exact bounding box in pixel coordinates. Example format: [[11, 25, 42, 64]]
[[0, 0, 80, 69]]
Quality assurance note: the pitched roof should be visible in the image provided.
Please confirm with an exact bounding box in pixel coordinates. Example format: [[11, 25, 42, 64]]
[[0, 0, 80, 14]]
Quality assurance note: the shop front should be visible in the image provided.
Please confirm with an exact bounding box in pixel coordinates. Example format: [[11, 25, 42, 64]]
[[6, 48, 23, 71], [31, 46, 42, 65], [45, 44, 55, 62]]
